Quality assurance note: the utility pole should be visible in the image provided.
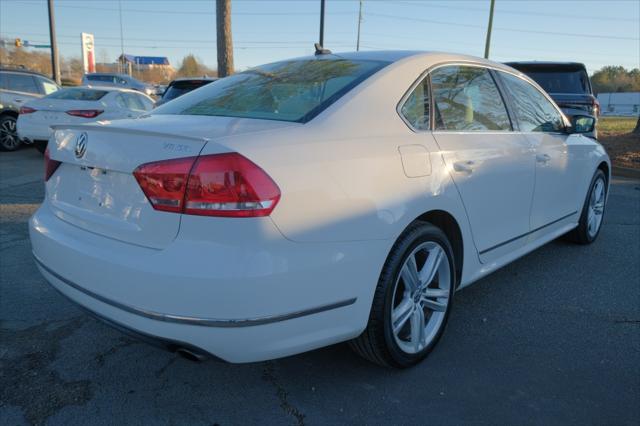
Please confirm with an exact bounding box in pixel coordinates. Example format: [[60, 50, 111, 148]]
[[118, 0, 125, 74], [216, 0, 234, 77], [47, 0, 60, 84], [319, 0, 326, 47], [484, 0, 495, 59], [356, 0, 363, 51]]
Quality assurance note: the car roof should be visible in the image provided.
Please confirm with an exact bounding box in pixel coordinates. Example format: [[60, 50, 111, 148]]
[[69, 85, 146, 94], [83, 72, 131, 78], [0, 67, 56, 80], [170, 77, 218, 83], [274, 50, 518, 73]]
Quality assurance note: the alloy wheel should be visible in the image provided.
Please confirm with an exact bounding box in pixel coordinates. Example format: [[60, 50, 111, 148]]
[[0, 117, 19, 150], [587, 176, 606, 238], [391, 241, 451, 354]]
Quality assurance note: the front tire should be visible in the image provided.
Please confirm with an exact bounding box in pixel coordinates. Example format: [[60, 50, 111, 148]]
[[567, 169, 607, 244], [350, 222, 456, 368], [0, 115, 21, 152]]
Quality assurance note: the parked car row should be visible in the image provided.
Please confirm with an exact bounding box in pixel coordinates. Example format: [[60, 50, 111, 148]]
[[0, 68, 216, 151]]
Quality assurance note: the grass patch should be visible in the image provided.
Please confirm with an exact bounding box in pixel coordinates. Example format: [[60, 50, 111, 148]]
[[597, 116, 639, 170]]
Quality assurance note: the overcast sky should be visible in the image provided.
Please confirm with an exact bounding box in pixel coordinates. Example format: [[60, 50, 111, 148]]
[[1, 0, 638, 73]]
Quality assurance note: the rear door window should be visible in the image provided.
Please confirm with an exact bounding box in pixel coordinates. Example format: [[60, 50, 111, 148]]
[[2, 73, 39, 94], [498, 72, 565, 133], [431, 65, 511, 131], [36, 77, 59, 95]]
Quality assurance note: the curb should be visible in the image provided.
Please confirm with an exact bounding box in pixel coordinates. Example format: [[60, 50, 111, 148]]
[[612, 166, 640, 180]]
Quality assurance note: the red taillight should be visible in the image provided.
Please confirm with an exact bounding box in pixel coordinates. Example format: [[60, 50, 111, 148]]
[[44, 147, 61, 181], [133, 153, 280, 217], [66, 109, 103, 118], [19, 106, 37, 114]]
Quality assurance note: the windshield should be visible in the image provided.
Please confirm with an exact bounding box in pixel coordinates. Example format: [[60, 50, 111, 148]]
[[519, 69, 590, 94], [162, 80, 214, 101], [47, 88, 108, 100], [153, 58, 389, 122]]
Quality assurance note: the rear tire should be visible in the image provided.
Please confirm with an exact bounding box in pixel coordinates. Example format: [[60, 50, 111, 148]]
[[349, 222, 456, 368], [566, 169, 607, 244], [0, 115, 21, 152]]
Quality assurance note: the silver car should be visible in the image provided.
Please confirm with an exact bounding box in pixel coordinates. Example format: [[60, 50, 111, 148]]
[[81, 73, 154, 97], [0, 68, 60, 151]]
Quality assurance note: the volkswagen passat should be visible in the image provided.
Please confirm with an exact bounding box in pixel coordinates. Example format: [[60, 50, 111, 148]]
[[30, 51, 609, 367]]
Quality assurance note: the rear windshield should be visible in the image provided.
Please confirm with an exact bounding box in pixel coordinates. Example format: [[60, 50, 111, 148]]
[[162, 80, 214, 101], [153, 58, 389, 123], [47, 88, 108, 101], [515, 67, 590, 94]]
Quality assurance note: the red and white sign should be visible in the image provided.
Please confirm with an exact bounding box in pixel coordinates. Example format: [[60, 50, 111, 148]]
[[81, 33, 95, 73]]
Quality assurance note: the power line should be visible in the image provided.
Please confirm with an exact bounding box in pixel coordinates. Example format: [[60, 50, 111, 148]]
[[366, 12, 640, 41]]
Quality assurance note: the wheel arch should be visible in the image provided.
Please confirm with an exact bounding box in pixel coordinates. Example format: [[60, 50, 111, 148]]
[[597, 161, 610, 183], [413, 209, 464, 289], [0, 109, 19, 120]]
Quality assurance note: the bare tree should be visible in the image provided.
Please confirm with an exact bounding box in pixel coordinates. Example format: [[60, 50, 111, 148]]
[[634, 115, 640, 134], [216, 0, 234, 77]]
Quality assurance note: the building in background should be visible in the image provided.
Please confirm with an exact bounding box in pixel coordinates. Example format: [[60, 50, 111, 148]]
[[597, 92, 640, 117]]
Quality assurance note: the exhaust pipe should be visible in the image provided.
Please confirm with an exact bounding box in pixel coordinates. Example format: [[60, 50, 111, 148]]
[[174, 347, 207, 362]]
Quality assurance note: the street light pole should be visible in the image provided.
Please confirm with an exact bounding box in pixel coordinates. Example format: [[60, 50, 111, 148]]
[[118, 0, 125, 74], [47, 0, 60, 84], [319, 0, 326, 47], [484, 0, 495, 59], [356, 0, 363, 51]]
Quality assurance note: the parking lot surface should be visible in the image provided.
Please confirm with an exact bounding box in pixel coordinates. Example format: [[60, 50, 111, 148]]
[[1, 147, 639, 426]]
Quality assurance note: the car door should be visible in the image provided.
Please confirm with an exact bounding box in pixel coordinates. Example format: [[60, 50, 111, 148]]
[[429, 65, 536, 261], [496, 71, 581, 231]]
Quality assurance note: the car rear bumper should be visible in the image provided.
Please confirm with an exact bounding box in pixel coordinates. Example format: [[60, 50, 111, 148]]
[[30, 201, 387, 362], [17, 116, 51, 141]]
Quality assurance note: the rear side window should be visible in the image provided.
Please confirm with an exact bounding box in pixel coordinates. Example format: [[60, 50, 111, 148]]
[[153, 58, 389, 123], [36, 76, 59, 95], [431, 66, 511, 131], [1, 73, 38, 94], [498, 72, 565, 132], [400, 78, 430, 130], [47, 88, 108, 100]]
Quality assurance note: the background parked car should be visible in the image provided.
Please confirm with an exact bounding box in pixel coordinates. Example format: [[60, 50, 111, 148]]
[[154, 77, 217, 107], [81, 73, 155, 97], [506, 61, 599, 138], [17, 86, 154, 153], [0, 68, 60, 151]]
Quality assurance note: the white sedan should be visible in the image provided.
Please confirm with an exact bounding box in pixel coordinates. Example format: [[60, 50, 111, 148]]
[[30, 51, 609, 367], [17, 86, 154, 152]]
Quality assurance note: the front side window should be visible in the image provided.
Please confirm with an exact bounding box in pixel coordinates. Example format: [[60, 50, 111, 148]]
[[431, 65, 511, 131], [153, 58, 389, 123], [400, 78, 430, 130], [499, 72, 565, 132]]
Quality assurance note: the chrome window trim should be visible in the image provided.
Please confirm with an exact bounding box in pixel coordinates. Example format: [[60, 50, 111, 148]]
[[396, 60, 570, 133], [34, 254, 357, 328]]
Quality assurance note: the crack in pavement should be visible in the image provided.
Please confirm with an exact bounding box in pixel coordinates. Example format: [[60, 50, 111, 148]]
[[94, 337, 139, 367], [0, 316, 93, 425], [261, 361, 305, 426]]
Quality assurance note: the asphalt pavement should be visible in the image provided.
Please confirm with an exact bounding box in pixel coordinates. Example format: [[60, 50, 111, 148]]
[[1, 147, 639, 426]]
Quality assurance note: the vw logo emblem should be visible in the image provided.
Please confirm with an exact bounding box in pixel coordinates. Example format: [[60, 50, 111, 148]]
[[75, 132, 88, 159]]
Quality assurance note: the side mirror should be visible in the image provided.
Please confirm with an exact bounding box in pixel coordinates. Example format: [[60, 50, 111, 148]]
[[569, 115, 595, 134]]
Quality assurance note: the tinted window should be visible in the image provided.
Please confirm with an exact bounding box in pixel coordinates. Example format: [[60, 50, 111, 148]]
[[36, 76, 59, 95], [127, 93, 153, 111], [431, 66, 511, 131], [1, 73, 38, 94], [47, 88, 107, 100], [135, 93, 154, 110], [516, 68, 589, 94], [499, 72, 565, 132], [162, 80, 213, 101], [401, 78, 430, 130], [153, 58, 389, 123], [87, 75, 115, 83]]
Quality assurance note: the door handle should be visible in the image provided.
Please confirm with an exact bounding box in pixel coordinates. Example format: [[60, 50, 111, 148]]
[[453, 160, 475, 174], [14, 99, 24, 103], [536, 153, 551, 163]]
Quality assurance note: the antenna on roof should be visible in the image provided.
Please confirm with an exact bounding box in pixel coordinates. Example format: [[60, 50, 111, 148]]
[[314, 43, 331, 55]]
